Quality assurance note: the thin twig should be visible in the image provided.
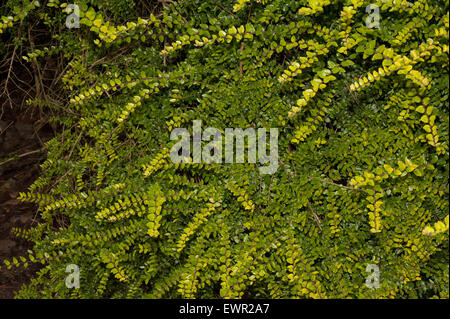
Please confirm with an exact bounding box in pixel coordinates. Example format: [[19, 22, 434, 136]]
[[211, 0, 238, 18], [307, 200, 322, 230], [0, 148, 45, 167], [0, 121, 14, 137]]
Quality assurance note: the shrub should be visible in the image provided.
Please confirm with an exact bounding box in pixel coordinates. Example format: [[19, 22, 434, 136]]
[[1, 0, 448, 298]]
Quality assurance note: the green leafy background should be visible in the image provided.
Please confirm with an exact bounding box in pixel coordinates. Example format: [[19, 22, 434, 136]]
[[0, 0, 448, 298]]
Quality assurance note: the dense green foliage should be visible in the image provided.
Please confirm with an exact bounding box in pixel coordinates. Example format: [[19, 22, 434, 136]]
[[1, 0, 449, 298]]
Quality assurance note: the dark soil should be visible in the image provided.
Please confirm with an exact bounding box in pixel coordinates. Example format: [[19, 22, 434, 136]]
[[0, 102, 53, 298]]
